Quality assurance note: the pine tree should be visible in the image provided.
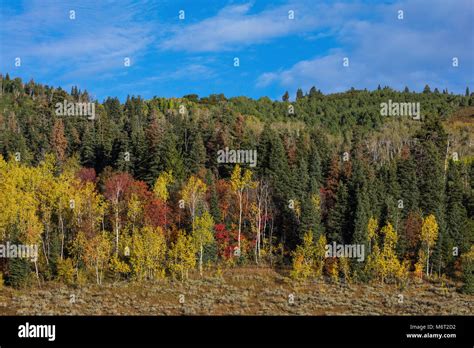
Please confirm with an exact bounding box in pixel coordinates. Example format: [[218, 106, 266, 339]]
[[81, 125, 96, 168], [112, 131, 132, 173], [6, 237, 31, 289], [461, 246, 474, 294], [296, 88, 304, 100], [205, 170, 221, 222], [327, 181, 349, 243], [265, 131, 297, 247], [308, 142, 322, 192], [397, 150, 419, 216], [349, 158, 370, 248], [445, 161, 469, 273], [300, 193, 322, 241], [187, 132, 207, 174], [160, 133, 185, 183]]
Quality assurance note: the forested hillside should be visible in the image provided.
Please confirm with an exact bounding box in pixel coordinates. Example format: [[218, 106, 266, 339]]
[[0, 74, 472, 294]]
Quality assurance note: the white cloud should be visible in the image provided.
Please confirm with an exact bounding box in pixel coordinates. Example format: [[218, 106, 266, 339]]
[[161, 1, 358, 52], [256, 0, 474, 93], [0, 0, 155, 79]]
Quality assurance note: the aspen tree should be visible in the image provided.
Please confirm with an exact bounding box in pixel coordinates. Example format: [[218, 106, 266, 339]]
[[181, 176, 207, 233], [420, 214, 439, 276], [193, 211, 214, 276], [168, 231, 196, 280], [230, 165, 254, 252]]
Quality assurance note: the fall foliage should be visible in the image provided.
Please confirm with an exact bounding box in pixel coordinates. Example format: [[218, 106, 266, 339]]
[[0, 76, 472, 295]]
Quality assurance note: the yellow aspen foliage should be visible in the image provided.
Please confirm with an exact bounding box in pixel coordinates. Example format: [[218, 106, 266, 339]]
[[168, 230, 196, 280], [338, 255, 351, 283], [380, 223, 401, 283], [56, 258, 75, 285], [153, 170, 174, 202], [290, 232, 326, 280], [127, 193, 142, 233], [290, 253, 311, 280], [314, 234, 327, 278], [365, 222, 405, 284], [71, 231, 87, 269], [396, 259, 410, 288], [84, 232, 112, 285], [109, 255, 131, 275], [181, 175, 207, 232], [76, 181, 107, 236], [420, 214, 439, 276], [365, 243, 385, 282], [230, 164, 255, 251], [367, 217, 378, 252], [193, 211, 214, 276], [330, 258, 339, 283], [311, 193, 321, 212], [414, 249, 426, 279], [130, 226, 167, 281], [0, 156, 16, 239], [290, 231, 315, 280], [109, 231, 131, 276], [0, 158, 43, 245], [294, 200, 301, 221]]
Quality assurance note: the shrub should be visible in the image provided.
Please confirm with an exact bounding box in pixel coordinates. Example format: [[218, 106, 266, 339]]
[[290, 232, 326, 281], [56, 258, 75, 285]]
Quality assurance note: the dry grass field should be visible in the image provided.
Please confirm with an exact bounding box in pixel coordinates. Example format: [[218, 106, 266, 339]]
[[0, 267, 472, 316]]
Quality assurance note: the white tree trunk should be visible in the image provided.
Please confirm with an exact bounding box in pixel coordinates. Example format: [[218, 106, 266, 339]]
[[426, 245, 430, 276], [199, 243, 203, 276], [238, 192, 243, 251]]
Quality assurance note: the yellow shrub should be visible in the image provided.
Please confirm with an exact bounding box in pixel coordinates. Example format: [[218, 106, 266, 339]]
[[56, 258, 75, 285], [330, 258, 339, 283], [290, 252, 312, 280], [339, 257, 351, 283]]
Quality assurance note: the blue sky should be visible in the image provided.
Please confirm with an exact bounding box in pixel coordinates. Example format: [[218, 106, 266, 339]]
[[0, 0, 473, 102]]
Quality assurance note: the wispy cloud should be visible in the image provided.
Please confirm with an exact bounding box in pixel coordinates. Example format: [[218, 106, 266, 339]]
[[1, 0, 155, 79], [161, 1, 359, 52], [256, 0, 474, 94]]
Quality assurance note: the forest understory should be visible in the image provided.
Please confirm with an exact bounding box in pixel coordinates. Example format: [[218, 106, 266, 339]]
[[0, 267, 471, 316]]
